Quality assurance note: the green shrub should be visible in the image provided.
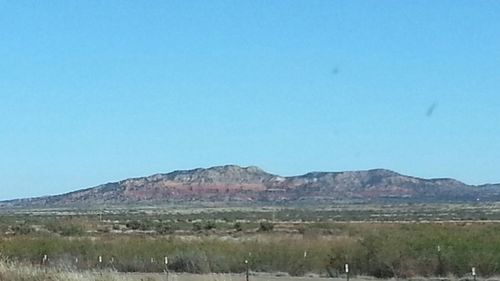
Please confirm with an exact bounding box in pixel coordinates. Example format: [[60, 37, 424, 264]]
[[258, 221, 274, 232], [233, 222, 242, 232], [125, 220, 143, 230], [46, 222, 84, 236], [169, 250, 210, 274], [203, 221, 216, 230], [192, 222, 202, 232], [156, 223, 174, 235], [11, 224, 34, 235]]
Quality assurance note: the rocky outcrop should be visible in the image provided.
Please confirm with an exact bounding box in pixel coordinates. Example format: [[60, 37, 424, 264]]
[[1, 165, 499, 207]]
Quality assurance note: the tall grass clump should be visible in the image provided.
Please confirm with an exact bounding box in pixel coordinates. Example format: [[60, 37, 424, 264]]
[[0, 258, 147, 281]]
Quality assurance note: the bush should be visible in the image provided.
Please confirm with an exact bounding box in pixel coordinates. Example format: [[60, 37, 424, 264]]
[[11, 224, 34, 235], [233, 222, 242, 232], [169, 250, 210, 274], [192, 222, 202, 232], [258, 221, 274, 232], [46, 222, 84, 236], [59, 224, 84, 236], [156, 223, 174, 235], [203, 221, 216, 230], [125, 220, 144, 230]]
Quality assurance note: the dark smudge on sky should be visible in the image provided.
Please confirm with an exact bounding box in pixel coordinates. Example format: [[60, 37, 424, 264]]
[[426, 102, 438, 117]]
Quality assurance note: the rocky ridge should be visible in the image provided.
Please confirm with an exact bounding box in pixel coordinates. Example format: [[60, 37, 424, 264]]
[[2, 165, 500, 207]]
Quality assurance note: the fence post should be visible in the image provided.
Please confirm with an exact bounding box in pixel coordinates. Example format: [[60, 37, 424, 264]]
[[437, 245, 443, 276], [41, 254, 48, 272], [165, 256, 169, 281], [345, 263, 349, 281], [245, 259, 249, 281], [41, 254, 48, 273]]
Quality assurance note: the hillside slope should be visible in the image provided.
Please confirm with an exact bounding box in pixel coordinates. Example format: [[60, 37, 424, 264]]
[[2, 165, 500, 207]]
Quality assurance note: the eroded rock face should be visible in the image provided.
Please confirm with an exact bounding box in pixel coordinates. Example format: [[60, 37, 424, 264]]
[[2, 165, 499, 207]]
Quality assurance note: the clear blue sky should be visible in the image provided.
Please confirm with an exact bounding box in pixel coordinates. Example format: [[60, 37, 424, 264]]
[[1, 1, 499, 200]]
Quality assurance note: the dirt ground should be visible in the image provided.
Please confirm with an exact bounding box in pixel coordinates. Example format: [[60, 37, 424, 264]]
[[123, 273, 376, 281], [120, 273, 500, 281]]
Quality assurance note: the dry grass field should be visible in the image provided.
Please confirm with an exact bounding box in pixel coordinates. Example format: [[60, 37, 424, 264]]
[[1, 252, 499, 281], [2, 204, 500, 279], [0, 260, 472, 281], [0, 260, 329, 281], [2, 261, 499, 281]]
